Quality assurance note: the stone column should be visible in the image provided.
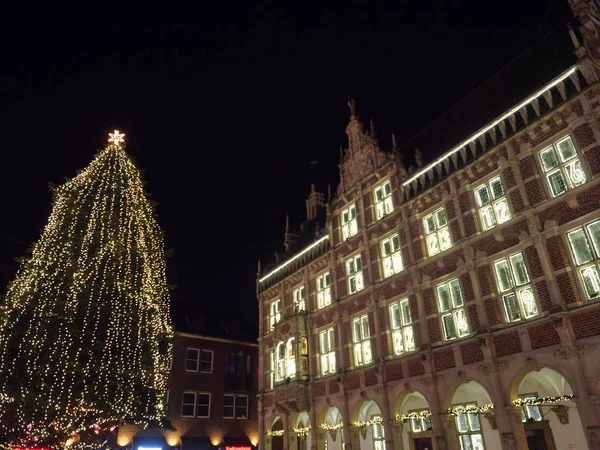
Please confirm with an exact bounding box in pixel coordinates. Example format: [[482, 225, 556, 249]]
[[343, 393, 353, 450], [258, 396, 266, 450], [439, 415, 457, 450], [391, 421, 405, 450], [348, 426, 362, 450], [289, 432, 299, 450], [504, 407, 526, 450], [317, 430, 326, 450], [380, 386, 394, 450], [488, 368, 525, 450], [283, 414, 290, 450]]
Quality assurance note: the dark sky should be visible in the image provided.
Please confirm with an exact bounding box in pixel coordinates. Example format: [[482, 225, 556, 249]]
[[0, 1, 573, 325]]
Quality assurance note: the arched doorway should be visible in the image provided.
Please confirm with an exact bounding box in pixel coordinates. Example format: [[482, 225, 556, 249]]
[[294, 411, 311, 450], [320, 406, 343, 450], [271, 416, 284, 450], [450, 381, 500, 450], [354, 400, 384, 450], [515, 368, 586, 450], [396, 392, 432, 450]]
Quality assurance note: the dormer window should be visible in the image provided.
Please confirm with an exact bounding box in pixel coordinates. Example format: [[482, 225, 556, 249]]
[[341, 205, 358, 240], [374, 181, 393, 220]]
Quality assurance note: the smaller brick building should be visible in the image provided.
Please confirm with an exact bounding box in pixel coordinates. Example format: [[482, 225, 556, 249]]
[[117, 315, 259, 450]]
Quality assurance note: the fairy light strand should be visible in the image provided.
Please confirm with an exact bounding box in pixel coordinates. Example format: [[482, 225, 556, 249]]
[[0, 131, 173, 449]]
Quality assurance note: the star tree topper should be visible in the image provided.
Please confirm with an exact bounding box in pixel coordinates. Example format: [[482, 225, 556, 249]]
[[108, 130, 125, 147]]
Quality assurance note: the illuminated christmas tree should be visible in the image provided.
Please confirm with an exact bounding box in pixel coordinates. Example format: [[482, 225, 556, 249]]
[[0, 131, 173, 449]]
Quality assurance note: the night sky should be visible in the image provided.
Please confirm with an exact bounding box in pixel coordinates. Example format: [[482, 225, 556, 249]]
[[0, 1, 574, 326]]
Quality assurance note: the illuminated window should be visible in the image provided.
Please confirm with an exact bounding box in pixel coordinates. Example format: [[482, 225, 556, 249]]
[[293, 286, 306, 313], [346, 255, 364, 294], [185, 348, 199, 372], [275, 342, 285, 381], [493, 252, 538, 322], [269, 299, 281, 331], [352, 315, 372, 366], [224, 394, 249, 419], [567, 220, 600, 300], [409, 410, 432, 433], [454, 403, 485, 450], [319, 327, 336, 375], [539, 136, 587, 197], [437, 278, 470, 341], [372, 415, 385, 450], [286, 337, 296, 377], [196, 393, 211, 418], [374, 181, 394, 220], [475, 176, 511, 231], [341, 204, 358, 240], [519, 394, 542, 423], [274, 338, 296, 382], [424, 208, 452, 256], [200, 350, 213, 373], [181, 392, 196, 417], [269, 351, 275, 389], [381, 234, 403, 278], [389, 299, 415, 355], [317, 273, 332, 309]]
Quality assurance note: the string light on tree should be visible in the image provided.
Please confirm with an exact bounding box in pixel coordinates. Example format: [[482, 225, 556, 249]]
[[0, 130, 173, 449]]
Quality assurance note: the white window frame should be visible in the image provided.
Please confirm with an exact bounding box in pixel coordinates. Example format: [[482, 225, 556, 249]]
[[454, 403, 485, 450], [519, 393, 543, 423], [200, 349, 214, 373], [185, 348, 200, 372], [235, 394, 249, 419], [269, 351, 275, 389], [493, 252, 538, 323], [474, 176, 512, 231], [269, 299, 281, 331], [539, 135, 587, 198], [409, 409, 432, 433], [352, 315, 372, 366], [275, 342, 286, 381], [293, 286, 306, 313], [567, 219, 600, 300], [346, 254, 364, 295], [319, 327, 336, 375], [390, 299, 415, 355], [436, 278, 470, 341], [371, 415, 385, 450], [223, 393, 235, 419], [181, 391, 196, 418], [286, 337, 296, 378], [381, 234, 403, 278], [195, 392, 211, 419], [317, 272, 332, 309], [423, 207, 452, 256], [341, 204, 358, 240], [374, 181, 394, 220]]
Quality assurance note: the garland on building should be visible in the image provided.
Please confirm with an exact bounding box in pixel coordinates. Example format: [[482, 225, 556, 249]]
[[319, 423, 344, 431], [447, 404, 494, 415], [396, 411, 432, 421], [267, 430, 285, 437], [513, 395, 573, 407], [293, 426, 311, 436], [0, 131, 173, 449], [353, 417, 382, 428]]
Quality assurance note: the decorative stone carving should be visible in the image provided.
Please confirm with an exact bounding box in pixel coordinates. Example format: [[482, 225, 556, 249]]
[[501, 433, 517, 450], [485, 414, 498, 430], [551, 405, 569, 424]]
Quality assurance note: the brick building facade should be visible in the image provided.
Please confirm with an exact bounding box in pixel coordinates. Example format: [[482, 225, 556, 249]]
[[257, 2, 600, 450], [117, 331, 259, 450]]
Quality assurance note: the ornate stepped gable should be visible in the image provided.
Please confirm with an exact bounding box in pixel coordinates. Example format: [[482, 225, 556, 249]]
[[338, 99, 388, 194]]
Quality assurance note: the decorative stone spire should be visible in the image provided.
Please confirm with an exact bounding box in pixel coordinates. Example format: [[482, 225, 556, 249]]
[[414, 148, 424, 169], [306, 184, 325, 221], [568, 0, 600, 82], [392, 132, 408, 180], [370, 117, 377, 138], [391, 131, 398, 150], [348, 97, 357, 118]]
